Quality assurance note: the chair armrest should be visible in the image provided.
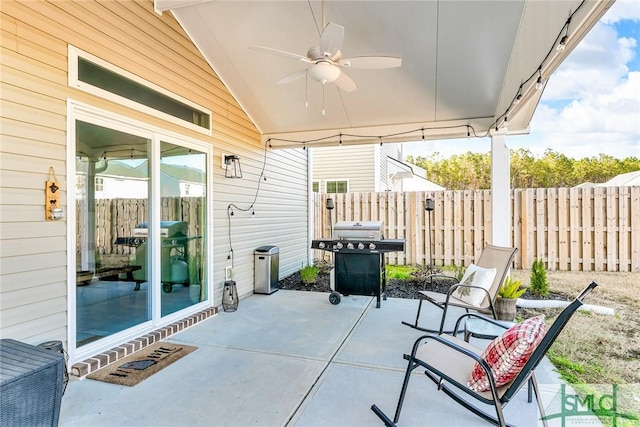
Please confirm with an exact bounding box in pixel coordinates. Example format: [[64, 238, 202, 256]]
[[405, 334, 500, 397]]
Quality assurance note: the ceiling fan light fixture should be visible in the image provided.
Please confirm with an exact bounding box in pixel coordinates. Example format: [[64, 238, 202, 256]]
[[309, 61, 340, 84]]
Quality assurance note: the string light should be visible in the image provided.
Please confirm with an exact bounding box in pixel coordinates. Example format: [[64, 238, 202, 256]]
[[535, 68, 544, 90], [557, 17, 571, 51], [513, 86, 523, 106]]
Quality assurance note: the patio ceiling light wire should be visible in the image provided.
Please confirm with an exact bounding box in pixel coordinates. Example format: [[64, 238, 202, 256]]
[[225, 142, 269, 267], [265, 123, 481, 148], [266, 1, 585, 147], [490, 1, 584, 132]]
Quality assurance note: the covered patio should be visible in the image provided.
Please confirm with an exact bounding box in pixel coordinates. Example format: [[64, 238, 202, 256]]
[[59, 291, 576, 426]]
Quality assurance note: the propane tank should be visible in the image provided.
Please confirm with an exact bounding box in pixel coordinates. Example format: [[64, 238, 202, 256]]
[[170, 258, 189, 283]]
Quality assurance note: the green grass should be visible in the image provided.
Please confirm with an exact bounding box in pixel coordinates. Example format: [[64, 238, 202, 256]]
[[385, 265, 416, 280]]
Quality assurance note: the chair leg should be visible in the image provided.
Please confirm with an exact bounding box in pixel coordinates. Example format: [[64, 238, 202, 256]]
[[437, 305, 449, 334], [401, 298, 424, 329], [530, 374, 549, 427], [371, 354, 420, 426], [392, 355, 420, 423]]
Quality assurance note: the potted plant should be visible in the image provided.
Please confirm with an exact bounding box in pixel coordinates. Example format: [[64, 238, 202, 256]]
[[495, 276, 526, 321]]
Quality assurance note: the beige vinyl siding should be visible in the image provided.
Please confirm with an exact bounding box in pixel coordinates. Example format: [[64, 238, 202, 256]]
[[311, 145, 377, 193], [0, 0, 308, 346], [379, 143, 402, 191], [312, 143, 404, 193]]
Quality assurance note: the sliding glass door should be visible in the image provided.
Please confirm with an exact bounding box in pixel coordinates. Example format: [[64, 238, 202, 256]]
[[75, 121, 151, 347], [72, 110, 210, 353]]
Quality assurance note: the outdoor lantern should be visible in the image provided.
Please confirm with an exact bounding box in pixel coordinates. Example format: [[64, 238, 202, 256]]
[[425, 198, 434, 211], [222, 280, 239, 312], [326, 198, 334, 210], [224, 155, 242, 179]]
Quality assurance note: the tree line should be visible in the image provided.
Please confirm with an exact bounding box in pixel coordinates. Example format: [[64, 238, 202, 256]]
[[406, 149, 640, 190]]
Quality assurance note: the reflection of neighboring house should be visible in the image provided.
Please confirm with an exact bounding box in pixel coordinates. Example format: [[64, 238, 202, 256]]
[[94, 161, 148, 199], [575, 171, 640, 188], [93, 160, 205, 199], [312, 143, 444, 193]]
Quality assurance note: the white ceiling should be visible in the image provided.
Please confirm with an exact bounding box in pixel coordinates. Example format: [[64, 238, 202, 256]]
[[155, 0, 613, 148]]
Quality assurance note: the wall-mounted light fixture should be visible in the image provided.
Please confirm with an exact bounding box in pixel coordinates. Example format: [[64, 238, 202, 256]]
[[224, 154, 242, 179]]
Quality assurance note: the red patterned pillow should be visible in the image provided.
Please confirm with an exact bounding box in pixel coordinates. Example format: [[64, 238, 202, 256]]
[[468, 315, 547, 392]]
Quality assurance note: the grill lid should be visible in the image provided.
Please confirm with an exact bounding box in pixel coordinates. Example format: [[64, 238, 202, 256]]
[[333, 221, 384, 240]]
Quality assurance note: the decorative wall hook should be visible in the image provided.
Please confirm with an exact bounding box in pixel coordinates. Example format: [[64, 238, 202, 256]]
[[46, 167, 63, 220]]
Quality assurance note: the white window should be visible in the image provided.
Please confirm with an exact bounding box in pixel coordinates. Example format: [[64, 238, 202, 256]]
[[326, 180, 348, 193], [68, 46, 212, 135]]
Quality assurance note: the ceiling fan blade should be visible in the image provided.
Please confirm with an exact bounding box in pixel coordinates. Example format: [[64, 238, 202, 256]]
[[334, 71, 357, 92], [276, 69, 307, 85], [249, 45, 313, 63], [339, 56, 402, 69], [319, 23, 344, 58]]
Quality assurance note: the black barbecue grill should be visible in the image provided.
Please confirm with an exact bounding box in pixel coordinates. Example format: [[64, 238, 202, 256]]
[[311, 221, 405, 308]]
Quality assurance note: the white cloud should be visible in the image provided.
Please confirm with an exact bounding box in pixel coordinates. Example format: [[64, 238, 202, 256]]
[[600, 0, 640, 24]]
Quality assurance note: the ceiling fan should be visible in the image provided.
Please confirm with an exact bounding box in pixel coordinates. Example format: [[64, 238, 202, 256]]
[[249, 22, 402, 93]]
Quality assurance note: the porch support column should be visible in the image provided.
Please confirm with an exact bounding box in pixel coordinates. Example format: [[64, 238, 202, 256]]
[[490, 131, 511, 247]]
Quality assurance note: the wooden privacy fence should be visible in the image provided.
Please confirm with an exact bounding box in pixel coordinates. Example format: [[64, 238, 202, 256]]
[[313, 187, 640, 272], [77, 197, 205, 259]]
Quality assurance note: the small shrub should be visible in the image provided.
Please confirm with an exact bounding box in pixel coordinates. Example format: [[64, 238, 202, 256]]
[[299, 264, 320, 284], [313, 258, 333, 274], [499, 276, 526, 299], [409, 264, 442, 283], [530, 259, 549, 296]]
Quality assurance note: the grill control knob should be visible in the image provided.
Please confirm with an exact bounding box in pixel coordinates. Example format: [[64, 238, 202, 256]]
[[358, 242, 365, 250], [336, 242, 343, 249], [347, 242, 354, 250], [369, 243, 376, 250], [318, 242, 325, 249]]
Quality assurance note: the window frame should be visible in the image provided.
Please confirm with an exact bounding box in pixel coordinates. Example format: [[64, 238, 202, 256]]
[[68, 45, 212, 136], [325, 179, 349, 193]]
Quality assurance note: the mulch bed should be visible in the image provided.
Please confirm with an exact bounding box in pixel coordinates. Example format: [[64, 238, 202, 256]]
[[279, 271, 568, 301]]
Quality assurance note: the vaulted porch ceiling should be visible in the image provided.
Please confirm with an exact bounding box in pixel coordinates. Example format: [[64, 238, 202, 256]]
[[155, 0, 613, 149]]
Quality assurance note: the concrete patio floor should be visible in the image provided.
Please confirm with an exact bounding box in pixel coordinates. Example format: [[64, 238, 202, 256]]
[[59, 290, 579, 427]]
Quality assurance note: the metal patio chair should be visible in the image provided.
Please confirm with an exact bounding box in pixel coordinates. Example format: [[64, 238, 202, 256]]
[[372, 281, 598, 427], [402, 244, 518, 334]]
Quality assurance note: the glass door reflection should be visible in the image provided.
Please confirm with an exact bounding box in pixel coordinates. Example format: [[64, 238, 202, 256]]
[[159, 142, 207, 316], [75, 120, 151, 347]]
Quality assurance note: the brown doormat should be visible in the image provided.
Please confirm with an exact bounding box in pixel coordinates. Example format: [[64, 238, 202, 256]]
[[87, 342, 197, 386]]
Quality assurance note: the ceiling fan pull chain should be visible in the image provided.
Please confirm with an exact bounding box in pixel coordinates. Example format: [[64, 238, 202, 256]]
[[322, 85, 326, 116], [305, 73, 309, 108]]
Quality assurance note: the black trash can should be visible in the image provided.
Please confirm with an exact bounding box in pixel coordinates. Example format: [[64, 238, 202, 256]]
[[254, 246, 279, 294]]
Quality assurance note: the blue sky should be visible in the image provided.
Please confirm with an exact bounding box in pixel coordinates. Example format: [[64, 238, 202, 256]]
[[404, 0, 640, 160]]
